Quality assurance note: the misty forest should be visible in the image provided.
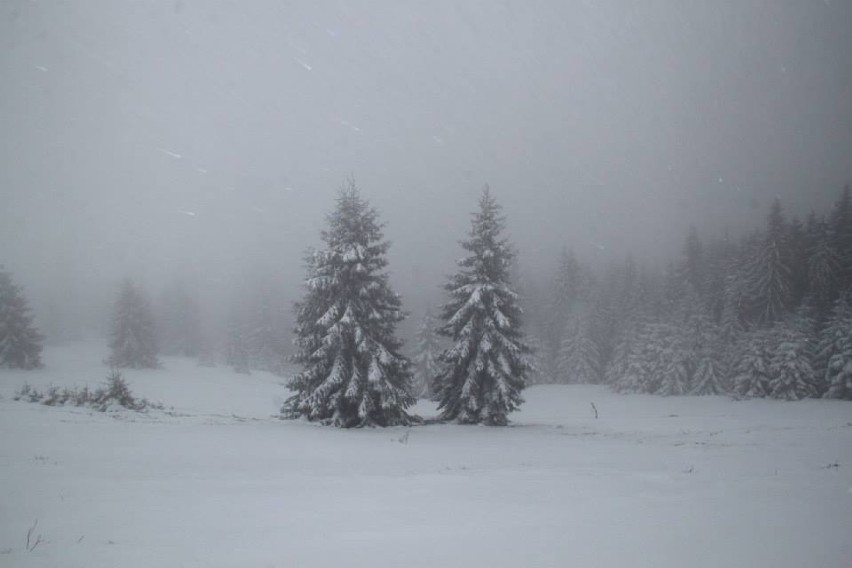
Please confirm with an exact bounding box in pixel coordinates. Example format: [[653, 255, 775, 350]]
[[2, 2, 851, 567]]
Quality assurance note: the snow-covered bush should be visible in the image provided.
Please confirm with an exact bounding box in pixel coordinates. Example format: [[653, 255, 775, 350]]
[[14, 369, 161, 412]]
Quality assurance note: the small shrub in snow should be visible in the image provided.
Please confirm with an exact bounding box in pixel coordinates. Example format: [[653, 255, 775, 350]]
[[13, 369, 161, 412]]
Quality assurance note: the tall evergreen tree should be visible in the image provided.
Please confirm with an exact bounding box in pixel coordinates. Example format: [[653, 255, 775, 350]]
[[729, 310, 815, 401], [412, 308, 441, 398], [544, 248, 581, 375], [600, 256, 648, 375], [769, 323, 816, 400], [606, 322, 638, 390], [0, 267, 43, 369], [806, 216, 840, 321], [742, 199, 793, 325], [689, 316, 726, 395], [680, 226, 706, 299], [767, 311, 817, 400], [433, 187, 532, 425], [195, 331, 218, 368], [226, 307, 251, 374], [830, 185, 852, 291], [721, 233, 756, 331], [107, 279, 159, 369], [283, 182, 415, 427], [587, 293, 613, 374], [611, 317, 657, 394], [676, 285, 726, 395], [653, 321, 692, 396], [248, 290, 287, 375], [732, 327, 773, 398], [157, 282, 201, 358], [691, 344, 726, 395], [818, 296, 852, 400], [556, 308, 601, 384], [704, 232, 737, 323], [786, 217, 809, 309]]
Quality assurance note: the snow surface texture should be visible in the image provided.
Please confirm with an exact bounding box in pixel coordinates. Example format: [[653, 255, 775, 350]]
[[1, 342, 851, 567]]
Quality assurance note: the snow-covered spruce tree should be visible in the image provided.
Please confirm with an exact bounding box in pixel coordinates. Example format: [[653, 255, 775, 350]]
[[248, 291, 287, 375], [767, 311, 817, 400], [704, 233, 737, 323], [544, 248, 582, 375], [741, 199, 793, 326], [717, 270, 747, 390], [680, 226, 707, 299], [818, 296, 852, 400], [731, 327, 773, 398], [606, 318, 639, 390], [830, 184, 852, 291], [606, 262, 656, 392], [588, 294, 616, 375], [157, 282, 201, 358], [653, 322, 692, 396], [432, 187, 532, 425], [611, 318, 659, 394], [604, 256, 651, 374], [556, 309, 601, 384], [806, 217, 840, 321], [617, 316, 690, 397], [283, 182, 415, 427], [0, 267, 43, 369], [677, 286, 726, 395], [412, 309, 441, 398], [226, 308, 251, 374], [196, 333, 218, 368], [107, 279, 159, 369], [691, 346, 725, 395], [689, 317, 726, 395]]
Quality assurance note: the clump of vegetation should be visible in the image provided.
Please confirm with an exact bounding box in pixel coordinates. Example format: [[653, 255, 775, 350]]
[[14, 369, 162, 412]]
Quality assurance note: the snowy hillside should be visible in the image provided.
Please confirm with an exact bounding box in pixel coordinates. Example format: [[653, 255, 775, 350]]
[[1, 342, 850, 567]]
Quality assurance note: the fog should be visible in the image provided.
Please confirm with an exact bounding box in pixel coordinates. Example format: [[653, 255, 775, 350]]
[[2, 0, 851, 339]]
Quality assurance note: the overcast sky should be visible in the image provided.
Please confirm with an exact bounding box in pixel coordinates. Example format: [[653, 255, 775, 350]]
[[2, 0, 851, 325]]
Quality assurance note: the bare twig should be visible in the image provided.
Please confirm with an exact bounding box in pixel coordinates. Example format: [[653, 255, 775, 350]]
[[590, 402, 598, 420], [26, 520, 43, 552], [26, 521, 36, 550]]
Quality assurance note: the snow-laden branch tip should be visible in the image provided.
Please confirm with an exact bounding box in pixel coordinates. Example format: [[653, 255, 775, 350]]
[[159, 148, 183, 159]]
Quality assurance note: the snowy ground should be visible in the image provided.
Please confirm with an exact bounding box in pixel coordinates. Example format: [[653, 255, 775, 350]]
[[1, 342, 851, 568]]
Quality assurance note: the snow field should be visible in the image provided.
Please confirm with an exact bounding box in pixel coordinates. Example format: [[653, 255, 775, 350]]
[[1, 342, 851, 567]]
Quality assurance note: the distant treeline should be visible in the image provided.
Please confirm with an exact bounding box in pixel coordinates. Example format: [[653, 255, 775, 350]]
[[521, 185, 852, 400], [4, 185, 851, 408]]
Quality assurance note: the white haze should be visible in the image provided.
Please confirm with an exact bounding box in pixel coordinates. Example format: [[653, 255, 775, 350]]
[[2, 0, 851, 336]]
